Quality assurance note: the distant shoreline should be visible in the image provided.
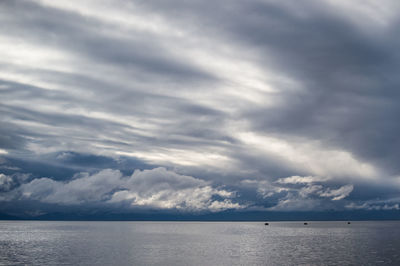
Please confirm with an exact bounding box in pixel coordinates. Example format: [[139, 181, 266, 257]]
[[1, 219, 400, 222]]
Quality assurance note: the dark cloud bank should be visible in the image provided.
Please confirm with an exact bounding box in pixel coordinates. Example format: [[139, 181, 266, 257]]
[[1, 0, 400, 220]]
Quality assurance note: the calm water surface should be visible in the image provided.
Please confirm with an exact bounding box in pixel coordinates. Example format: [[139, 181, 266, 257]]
[[0, 221, 399, 265]]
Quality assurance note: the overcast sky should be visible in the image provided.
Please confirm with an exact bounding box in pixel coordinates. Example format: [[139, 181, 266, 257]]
[[1, 0, 400, 219]]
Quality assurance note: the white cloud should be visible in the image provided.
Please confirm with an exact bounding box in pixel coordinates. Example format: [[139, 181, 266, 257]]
[[241, 179, 287, 198], [242, 177, 354, 210], [276, 175, 328, 184], [319, 185, 354, 201], [108, 167, 242, 212], [241, 176, 354, 211], [299, 185, 324, 198], [268, 192, 323, 211], [3, 168, 243, 212]]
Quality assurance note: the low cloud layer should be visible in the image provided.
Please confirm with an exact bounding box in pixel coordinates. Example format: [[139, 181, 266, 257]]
[[1, 0, 400, 218], [1, 168, 242, 213]]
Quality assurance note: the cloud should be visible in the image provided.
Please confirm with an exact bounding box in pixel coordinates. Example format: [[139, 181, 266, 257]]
[[0, 174, 13, 192], [1, 0, 400, 216], [241, 179, 287, 199], [346, 202, 400, 211], [240, 175, 355, 211], [1, 167, 243, 212], [319, 184, 354, 201], [0, 173, 29, 194], [277, 175, 328, 184]]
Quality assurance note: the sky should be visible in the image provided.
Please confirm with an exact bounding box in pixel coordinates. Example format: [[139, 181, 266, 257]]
[[1, 0, 400, 220]]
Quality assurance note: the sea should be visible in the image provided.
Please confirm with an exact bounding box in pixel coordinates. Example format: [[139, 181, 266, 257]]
[[0, 221, 399, 265]]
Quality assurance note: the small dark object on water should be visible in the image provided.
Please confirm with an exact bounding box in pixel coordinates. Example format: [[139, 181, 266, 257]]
[[304, 222, 308, 225], [348, 222, 351, 224], [264, 222, 269, 226]]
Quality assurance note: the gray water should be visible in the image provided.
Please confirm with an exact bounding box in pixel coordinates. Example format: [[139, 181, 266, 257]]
[[0, 221, 399, 265]]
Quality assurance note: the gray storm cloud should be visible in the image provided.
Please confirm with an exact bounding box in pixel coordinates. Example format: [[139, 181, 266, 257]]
[[1, 0, 400, 215]]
